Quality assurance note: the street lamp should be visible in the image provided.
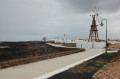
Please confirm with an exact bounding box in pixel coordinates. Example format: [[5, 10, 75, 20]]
[[100, 19, 107, 53]]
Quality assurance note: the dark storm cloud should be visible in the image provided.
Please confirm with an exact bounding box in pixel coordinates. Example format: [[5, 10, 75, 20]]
[[98, 0, 120, 12], [58, 0, 120, 13], [58, 0, 98, 13]]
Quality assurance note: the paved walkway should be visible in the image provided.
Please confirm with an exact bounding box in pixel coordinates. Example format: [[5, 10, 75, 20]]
[[47, 43, 77, 48], [0, 48, 104, 79]]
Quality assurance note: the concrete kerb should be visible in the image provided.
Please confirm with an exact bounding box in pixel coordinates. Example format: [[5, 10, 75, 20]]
[[34, 51, 105, 79]]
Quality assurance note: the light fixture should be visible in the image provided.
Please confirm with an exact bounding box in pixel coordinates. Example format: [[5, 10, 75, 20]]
[[100, 22, 104, 26]]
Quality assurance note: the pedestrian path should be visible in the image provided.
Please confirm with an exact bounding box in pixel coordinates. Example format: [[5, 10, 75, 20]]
[[0, 49, 104, 79]]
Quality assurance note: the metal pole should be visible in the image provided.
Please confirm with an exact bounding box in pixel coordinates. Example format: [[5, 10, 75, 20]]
[[101, 19, 107, 53], [106, 19, 107, 53]]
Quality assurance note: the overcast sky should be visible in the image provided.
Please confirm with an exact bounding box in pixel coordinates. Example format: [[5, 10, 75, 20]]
[[0, 0, 120, 41]]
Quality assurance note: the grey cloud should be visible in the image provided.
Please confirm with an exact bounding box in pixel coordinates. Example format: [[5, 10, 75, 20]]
[[0, 0, 120, 41], [98, 0, 120, 12], [58, 0, 120, 13], [58, 0, 98, 13]]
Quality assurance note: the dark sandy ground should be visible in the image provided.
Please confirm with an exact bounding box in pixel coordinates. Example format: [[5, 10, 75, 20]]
[[93, 53, 120, 79], [0, 42, 84, 69], [49, 53, 117, 79]]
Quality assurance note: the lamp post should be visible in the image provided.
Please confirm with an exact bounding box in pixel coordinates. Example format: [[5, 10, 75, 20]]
[[100, 19, 107, 53]]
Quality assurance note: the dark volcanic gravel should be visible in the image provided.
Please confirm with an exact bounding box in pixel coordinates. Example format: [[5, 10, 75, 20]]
[[0, 41, 85, 69], [49, 53, 117, 79]]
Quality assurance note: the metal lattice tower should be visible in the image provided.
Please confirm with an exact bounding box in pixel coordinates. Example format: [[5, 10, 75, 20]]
[[88, 15, 99, 42]]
